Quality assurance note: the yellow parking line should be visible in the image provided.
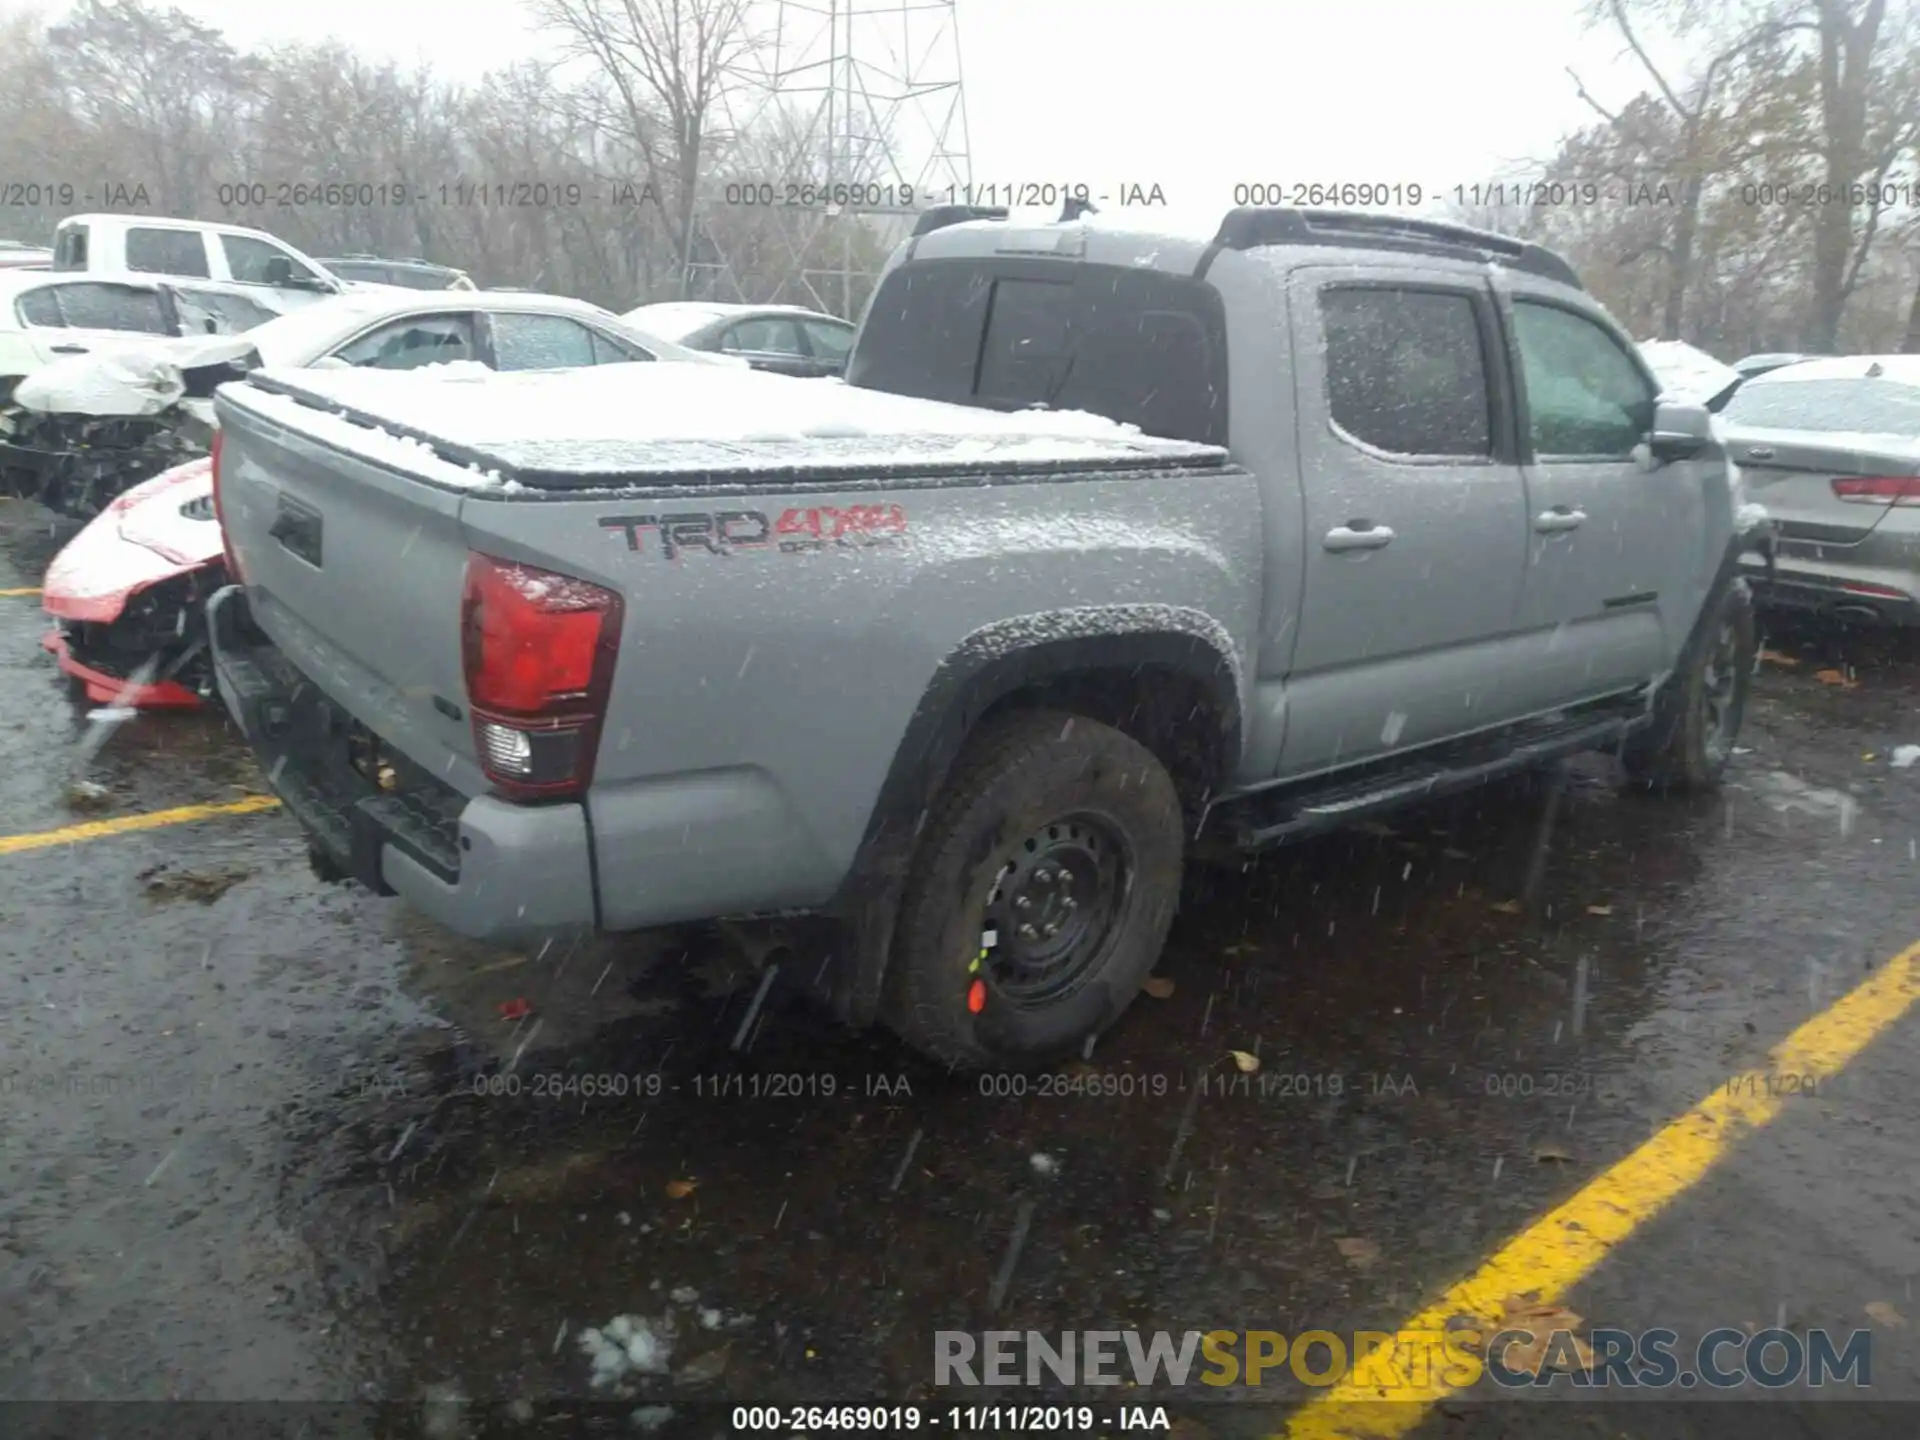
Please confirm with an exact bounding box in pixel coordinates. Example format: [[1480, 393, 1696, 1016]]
[[0, 586, 42, 596], [1278, 936, 1920, 1440], [0, 795, 281, 855]]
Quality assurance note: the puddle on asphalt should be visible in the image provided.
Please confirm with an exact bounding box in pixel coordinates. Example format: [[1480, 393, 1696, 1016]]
[[282, 772, 1750, 1410]]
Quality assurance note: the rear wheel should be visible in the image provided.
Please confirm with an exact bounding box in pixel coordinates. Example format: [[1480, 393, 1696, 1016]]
[[883, 709, 1185, 1070], [1623, 579, 1756, 791]]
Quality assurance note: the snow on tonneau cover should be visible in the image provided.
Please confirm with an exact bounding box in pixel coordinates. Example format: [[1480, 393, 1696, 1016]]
[[211, 361, 1230, 792]]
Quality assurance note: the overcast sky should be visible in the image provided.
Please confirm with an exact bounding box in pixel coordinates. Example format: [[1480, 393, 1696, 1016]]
[[101, 0, 1655, 217]]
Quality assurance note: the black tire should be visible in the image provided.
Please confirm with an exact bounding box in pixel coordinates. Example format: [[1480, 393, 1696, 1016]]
[[883, 708, 1185, 1070], [1622, 578, 1756, 791]]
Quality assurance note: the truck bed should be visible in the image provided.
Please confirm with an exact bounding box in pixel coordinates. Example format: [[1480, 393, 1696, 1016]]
[[229, 362, 1230, 494]]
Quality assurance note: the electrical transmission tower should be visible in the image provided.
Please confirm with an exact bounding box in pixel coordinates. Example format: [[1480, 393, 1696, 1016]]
[[684, 0, 974, 318]]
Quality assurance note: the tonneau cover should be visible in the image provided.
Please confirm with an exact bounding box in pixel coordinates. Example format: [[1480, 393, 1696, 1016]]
[[219, 361, 1229, 491]]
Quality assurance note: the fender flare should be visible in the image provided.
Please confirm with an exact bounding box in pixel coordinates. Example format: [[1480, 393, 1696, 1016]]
[[829, 605, 1244, 1028]]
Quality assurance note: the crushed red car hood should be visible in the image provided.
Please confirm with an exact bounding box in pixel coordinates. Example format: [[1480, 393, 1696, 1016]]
[[42, 456, 220, 624]]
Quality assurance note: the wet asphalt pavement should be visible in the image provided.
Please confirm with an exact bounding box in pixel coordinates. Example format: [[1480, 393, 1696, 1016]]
[[2, 493, 1918, 1439]]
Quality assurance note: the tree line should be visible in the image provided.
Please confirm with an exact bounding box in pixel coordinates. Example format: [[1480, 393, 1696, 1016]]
[[1447, 0, 1919, 356], [3, 0, 1916, 355], [0, 0, 899, 317]]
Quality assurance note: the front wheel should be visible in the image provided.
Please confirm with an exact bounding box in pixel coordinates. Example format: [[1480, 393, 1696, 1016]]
[[882, 709, 1185, 1070], [1623, 578, 1756, 791]]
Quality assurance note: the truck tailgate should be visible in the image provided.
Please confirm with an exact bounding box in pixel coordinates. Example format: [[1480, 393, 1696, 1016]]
[[214, 383, 483, 788]]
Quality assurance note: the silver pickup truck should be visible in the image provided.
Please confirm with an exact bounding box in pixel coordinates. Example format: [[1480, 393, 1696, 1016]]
[[206, 206, 1760, 1070]]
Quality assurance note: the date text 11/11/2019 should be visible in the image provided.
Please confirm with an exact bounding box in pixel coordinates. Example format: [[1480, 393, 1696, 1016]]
[[729, 1404, 1173, 1432]]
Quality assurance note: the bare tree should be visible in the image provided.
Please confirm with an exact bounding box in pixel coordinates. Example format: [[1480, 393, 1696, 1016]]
[[531, 0, 757, 296]]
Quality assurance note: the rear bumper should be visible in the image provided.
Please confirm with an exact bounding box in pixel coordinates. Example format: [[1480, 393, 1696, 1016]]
[[1738, 551, 1919, 625], [205, 585, 598, 941], [42, 628, 204, 709]]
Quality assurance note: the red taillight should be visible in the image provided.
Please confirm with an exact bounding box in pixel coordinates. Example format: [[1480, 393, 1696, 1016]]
[[1830, 476, 1920, 506], [209, 428, 245, 581], [460, 552, 623, 801]]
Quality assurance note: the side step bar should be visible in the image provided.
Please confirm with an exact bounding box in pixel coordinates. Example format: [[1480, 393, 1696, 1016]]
[[1215, 706, 1647, 854]]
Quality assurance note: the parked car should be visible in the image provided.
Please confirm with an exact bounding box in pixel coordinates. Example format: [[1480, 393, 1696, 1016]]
[[621, 301, 854, 376], [0, 273, 291, 513], [1720, 355, 1920, 626], [1733, 352, 1815, 380], [317, 256, 477, 291], [40, 288, 736, 708], [50, 214, 354, 310], [0, 270, 285, 397], [201, 204, 1761, 1071]]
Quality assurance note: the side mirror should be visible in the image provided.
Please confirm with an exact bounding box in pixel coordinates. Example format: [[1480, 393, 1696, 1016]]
[[1648, 399, 1712, 462]]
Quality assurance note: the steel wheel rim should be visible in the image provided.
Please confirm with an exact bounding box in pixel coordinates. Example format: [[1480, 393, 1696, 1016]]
[[979, 814, 1131, 1009]]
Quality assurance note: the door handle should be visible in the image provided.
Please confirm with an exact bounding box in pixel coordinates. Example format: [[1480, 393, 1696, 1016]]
[[50, 343, 89, 354], [1744, 445, 1775, 461], [1324, 522, 1394, 552], [1534, 507, 1587, 534]]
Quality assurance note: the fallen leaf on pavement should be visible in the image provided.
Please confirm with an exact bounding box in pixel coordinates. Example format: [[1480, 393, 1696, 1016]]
[[1757, 649, 1798, 667], [1228, 1049, 1260, 1074], [1490, 899, 1522, 914], [675, 1345, 731, 1385], [63, 779, 112, 812], [1334, 1237, 1380, 1269], [1586, 904, 1613, 916], [1141, 976, 1175, 999], [496, 997, 533, 1021], [1533, 1143, 1575, 1163], [138, 864, 251, 904], [665, 1179, 699, 1199], [1487, 1293, 1593, 1375], [1866, 1301, 1906, 1327], [1813, 669, 1858, 689]]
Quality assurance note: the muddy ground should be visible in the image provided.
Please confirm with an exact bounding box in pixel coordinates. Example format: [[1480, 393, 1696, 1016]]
[[2, 497, 1917, 1439]]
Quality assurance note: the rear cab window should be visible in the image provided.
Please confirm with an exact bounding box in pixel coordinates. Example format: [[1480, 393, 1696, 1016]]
[[847, 259, 1228, 446], [1320, 286, 1493, 458], [125, 227, 212, 278], [52, 224, 88, 271]]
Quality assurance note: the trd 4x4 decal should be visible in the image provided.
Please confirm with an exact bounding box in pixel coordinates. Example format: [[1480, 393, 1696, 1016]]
[[601, 504, 908, 559]]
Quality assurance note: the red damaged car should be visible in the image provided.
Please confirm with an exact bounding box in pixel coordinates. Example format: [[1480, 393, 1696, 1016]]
[[42, 455, 222, 707]]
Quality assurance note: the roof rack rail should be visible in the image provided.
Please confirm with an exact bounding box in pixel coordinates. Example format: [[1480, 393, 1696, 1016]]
[[1212, 207, 1583, 290], [912, 204, 1010, 236], [911, 195, 1102, 238]]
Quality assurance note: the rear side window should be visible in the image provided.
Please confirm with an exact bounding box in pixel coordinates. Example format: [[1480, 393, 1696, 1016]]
[[1321, 287, 1491, 458], [16, 288, 64, 327], [490, 312, 599, 370], [173, 288, 277, 335], [126, 227, 211, 278], [721, 317, 805, 355], [848, 260, 1228, 446], [590, 329, 653, 364], [55, 282, 170, 333]]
